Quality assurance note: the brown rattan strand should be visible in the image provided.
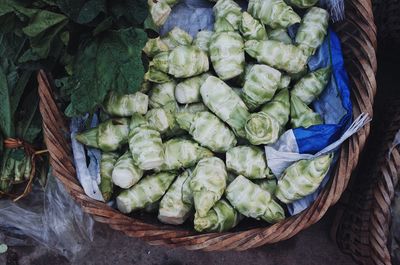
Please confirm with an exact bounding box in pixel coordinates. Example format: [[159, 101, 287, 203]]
[[37, 0, 377, 250], [332, 101, 400, 265]]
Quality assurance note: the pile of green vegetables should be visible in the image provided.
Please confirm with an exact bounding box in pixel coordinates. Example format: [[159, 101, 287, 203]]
[[76, 0, 336, 232]]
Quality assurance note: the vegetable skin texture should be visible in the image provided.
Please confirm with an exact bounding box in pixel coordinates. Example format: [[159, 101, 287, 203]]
[[226, 145, 269, 179], [239, 12, 268, 41], [285, 0, 319, 8], [97, 118, 130, 152], [75, 127, 99, 149], [290, 93, 323, 128], [276, 154, 333, 203], [100, 152, 119, 201], [194, 199, 241, 232], [175, 111, 237, 153], [145, 104, 178, 134], [248, 0, 301, 29], [268, 28, 292, 44], [242, 64, 281, 110], [128, 125, 165, 170], [245, 89, 289, 145], [193, 31, 213, 52], [152, 46, 209, 78], [226, 175, 285, 223], [254, 178, 278, 196], [144, 64, 172, 84], [175, 73, 212, 104], [143, 37, 169, 58], [177, 103, 208, 114], [200, 76, 250, 138], [190, 157, 228, 217], [295, 7, 330, 56], [112, 151, 144, 189], [213, 0, 242, 31], [291, 66, 331, 104], [209, 31, 245, 80], [162, 27, 193, 50], [158, 170, 193, 225], [158, 138, 213, 171], [245, 40, 308, 74], [116, 172, 176, 214], [103, 91, 148, 117], [148, 0, 180, 27], [149, 80, 177, 108]]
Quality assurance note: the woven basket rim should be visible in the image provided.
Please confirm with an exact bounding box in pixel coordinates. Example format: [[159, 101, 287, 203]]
[[37, 0, 377, 251]]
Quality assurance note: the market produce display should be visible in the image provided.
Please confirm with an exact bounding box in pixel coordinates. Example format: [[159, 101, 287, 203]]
[[72, 0, 336, 233]]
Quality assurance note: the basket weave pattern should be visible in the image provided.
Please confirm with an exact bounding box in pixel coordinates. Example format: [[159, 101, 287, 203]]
[[37, 0, 377, 250]]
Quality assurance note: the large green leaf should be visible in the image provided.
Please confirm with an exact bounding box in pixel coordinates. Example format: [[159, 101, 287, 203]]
[[54, 0, 106, 24], [64, 27, 147, 117], [0, 65, 12, 138], [111, 0, 148, 26]]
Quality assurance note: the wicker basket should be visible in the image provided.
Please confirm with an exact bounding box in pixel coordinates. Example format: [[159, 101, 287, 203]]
[[37, 0, 377, 251]]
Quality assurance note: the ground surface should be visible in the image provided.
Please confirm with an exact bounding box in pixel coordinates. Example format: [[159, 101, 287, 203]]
[[0, 208, 356, 265]]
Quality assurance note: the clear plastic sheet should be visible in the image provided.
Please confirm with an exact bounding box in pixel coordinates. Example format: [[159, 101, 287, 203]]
[[0, 171, 94, 262]]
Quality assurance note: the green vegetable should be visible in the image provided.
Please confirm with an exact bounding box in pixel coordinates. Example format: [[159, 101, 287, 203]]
[[245, 89, 289, 145], [100, 152, 119, 201], [285, 0, 319, 8], [152, 46, 209, 78], [145, 103, 178, 134], [116, 171, 176, 214], [295, 7, 330, 56], [158, 138, 213, 171], [276, 154, 333, 203], [248, 0, 301, 29], [177, 103, 208, 114], [112, 151, 144, 189], [213, 0, 242, 31], [149, 80, 177, 108], [148, 0, 180, 27], [245, 40, 308, 74], [143, 37, 169, 58], [158, 170, 193, 225], [144, 65, 172, 84], [193, 31, 213, 52], [161, 27, 193, 50], [194, 199, 241, 232], [103, 91, 148, 117], [278, 75, 291, 90], [175, 73, 212, 104], [181, 169, 194, 205], [176, 111, 237, 153], [268, 28, 292, 44], [291, 67, 331, 104], [190, 157, 227, 217], [242, 64, 281, 110], [209, 31, 245, 80], [226, 175, 285, 223], [254, 178, 277, 195], [239, 12, 268, 41], [226, 146, 270, 179], [200, 76, 250, 138], [128, 125, 165, 170], [290, 93, 323, 128]]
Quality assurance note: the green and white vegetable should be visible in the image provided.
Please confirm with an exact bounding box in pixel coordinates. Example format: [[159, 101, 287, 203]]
[[295, 7, 330, 56], [268, 28, 292, 44], [153, 46, 209, 78], [158, 170, 193, 225], [144, 65, 172, 84], [290, 94, 323, 128], [145, 103, 178, 134], [177, 103, 209, 114], [128, 125, 165, 170], [200, 76, 250, 138], [210, 31, 245, 80], [242, 64, 281, 110], [226, 146, 270, 179], [278, 75, 291, 90], [226, 175, 285, 223], [291, 67, 331, 104], [285, 0, 319, 8], [181, 169, 194, 205], [194, 199, 241, 232], [245, 89, 290, 145], [117, 172, 176, 214], [190, 157, 227, 217], [193, 30, 213, 52], [176, 111, 237, 153], [103, 92, 148, 117], [245, 40, 308, 73], [149, 81, 177, 109], [162, 27, 193, 49], [213, 0, 242, 31], [254, 178, 277, 195], [240, 12, 268, 41], [100, 152, 119, 201], [148, 0, 180, 27], [248, 0, 301, 29], [175, 73, 211, 104], [112, 151, 144, 189], [276, 154, 333, 203], [143, 37, 169, 58], [129, 113, 147, 130], [159, 139, 213, 171]]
